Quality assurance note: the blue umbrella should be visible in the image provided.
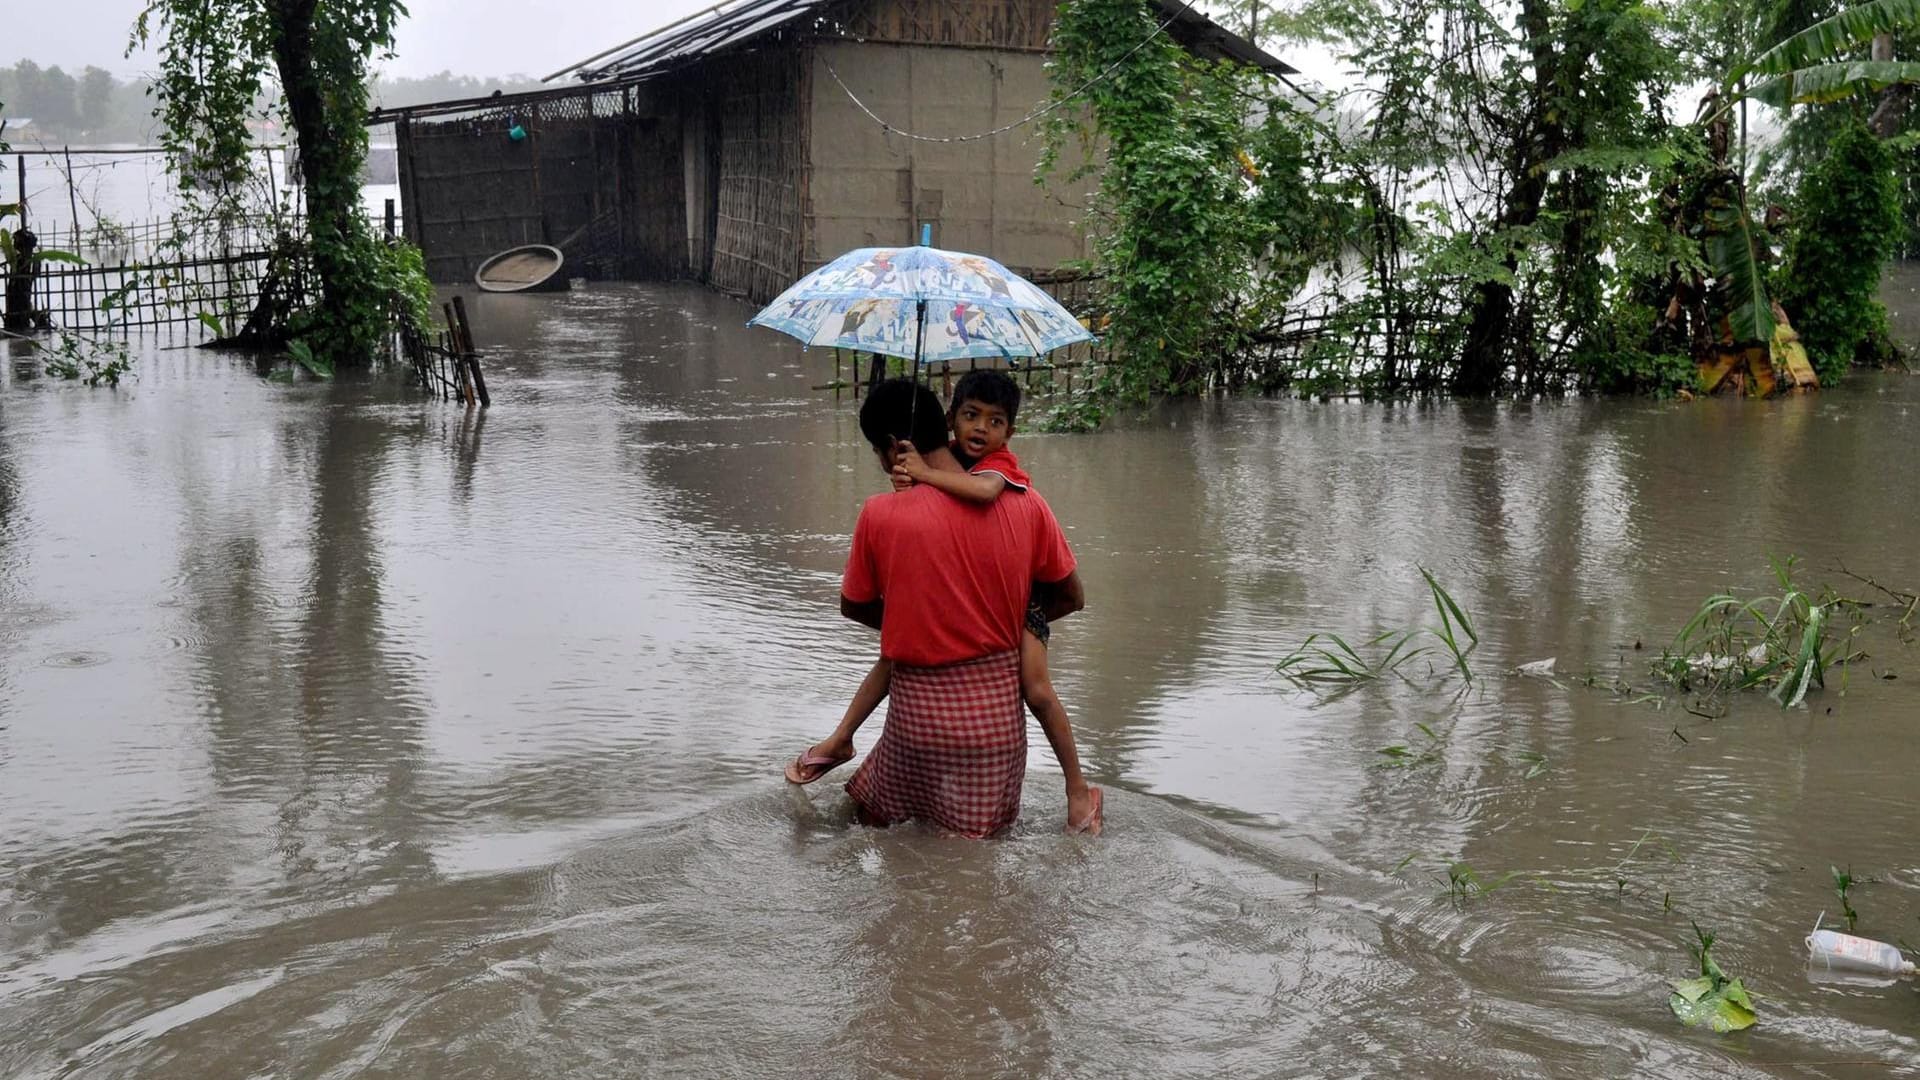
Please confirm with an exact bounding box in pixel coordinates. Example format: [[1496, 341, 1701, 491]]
[[748, 240, 1094, 372]]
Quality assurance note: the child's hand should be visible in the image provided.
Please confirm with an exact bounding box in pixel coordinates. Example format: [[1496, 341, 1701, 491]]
[[890, 439, 917, 491], [895, 442, 933, 483]]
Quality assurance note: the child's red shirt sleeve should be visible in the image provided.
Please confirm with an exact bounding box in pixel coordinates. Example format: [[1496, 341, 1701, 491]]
[[968, 448, 1031, 491]]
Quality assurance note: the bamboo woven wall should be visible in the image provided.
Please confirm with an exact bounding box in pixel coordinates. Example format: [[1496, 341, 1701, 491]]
[[401, 113, 544, 282], [400, 87, 693, 284], [832, 0, 1058, 51], [389, 1, 1092, 294], [699, 50, 809, 303], [615, 97, 686, 280]]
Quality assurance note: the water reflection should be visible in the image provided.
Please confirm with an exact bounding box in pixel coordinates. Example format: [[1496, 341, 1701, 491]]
[[3, 283, 1920, 1076]]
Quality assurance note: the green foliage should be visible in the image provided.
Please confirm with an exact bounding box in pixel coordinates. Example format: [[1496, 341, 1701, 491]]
[[1574, 301, 1699, 395], [1749, 57, 1920, 105], [1774, 120, 1903, 382], [1746, 0, 1920, 77], [1704, 199, 1777, 345], [37, 331, 134, 387], [1656, 555, 1862, 707], [1040, 0, 1339, 401], [1669, 924, 1757, 1032], [287, 338, 332, 379], [135, 0, 422, 368], [1834, 864, 1860, 930], [1442, 860, 1526, 900], [1275, 569, 1478, 686], [1033, 393, 1108, 434], [1033, 0, 1920, 405], [1376, 722, 1448, 770]]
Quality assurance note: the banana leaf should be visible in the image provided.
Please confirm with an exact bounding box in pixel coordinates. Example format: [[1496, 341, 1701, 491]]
[[1702, 205, 1774, 345], [1747, 0, 1920, 78], [1748, 59, 1920, 107]]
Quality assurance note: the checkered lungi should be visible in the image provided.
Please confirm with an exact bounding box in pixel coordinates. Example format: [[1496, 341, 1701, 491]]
[[845, 649, 1025, 838]]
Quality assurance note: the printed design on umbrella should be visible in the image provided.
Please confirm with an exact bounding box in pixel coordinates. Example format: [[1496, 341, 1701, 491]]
[[949, 302, 987, 346], [854, 251, 899, 291], [748, 244, 1096, 364], [955, 256, 1014, 302], [839, 298, 885, 339]]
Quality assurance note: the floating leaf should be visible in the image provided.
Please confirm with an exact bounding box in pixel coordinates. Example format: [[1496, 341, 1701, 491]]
[[1669, 924, 1758, 1032], [1668, 977, 1758, 1032]]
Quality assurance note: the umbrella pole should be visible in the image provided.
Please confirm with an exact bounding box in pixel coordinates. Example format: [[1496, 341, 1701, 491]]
[[907, 298, 927, 447]]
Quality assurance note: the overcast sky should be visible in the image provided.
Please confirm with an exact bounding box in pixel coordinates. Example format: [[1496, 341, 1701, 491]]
[[6, 0, 727, 80], [7, 1, 1324, 83]]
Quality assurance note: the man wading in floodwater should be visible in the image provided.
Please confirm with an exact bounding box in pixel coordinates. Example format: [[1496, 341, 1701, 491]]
[[801, 378, 1099, 837]]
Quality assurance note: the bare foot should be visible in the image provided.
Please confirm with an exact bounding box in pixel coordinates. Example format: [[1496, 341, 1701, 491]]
[[1066, 785, 1103, 835], [784, 739, 854, 785]]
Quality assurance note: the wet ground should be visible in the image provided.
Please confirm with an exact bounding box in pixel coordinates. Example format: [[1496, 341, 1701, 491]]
[[2, 281, 1917, 1077]]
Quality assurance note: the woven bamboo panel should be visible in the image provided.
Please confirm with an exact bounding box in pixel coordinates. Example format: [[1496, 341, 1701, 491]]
[[832, 0, 1058, 51], [406, 112, 546, 282], [702, 49, 808, 303]]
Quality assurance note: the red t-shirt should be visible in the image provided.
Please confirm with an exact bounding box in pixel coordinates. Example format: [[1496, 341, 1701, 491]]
[[842, 484, 1076, 667], [966, 447, 1031, 491]]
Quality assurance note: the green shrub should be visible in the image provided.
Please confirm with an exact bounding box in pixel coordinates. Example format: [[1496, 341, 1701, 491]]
[[1774, 121, 1903, 385]]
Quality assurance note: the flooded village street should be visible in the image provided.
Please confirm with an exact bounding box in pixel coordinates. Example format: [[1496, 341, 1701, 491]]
[[2, 281, 1918, 1076]]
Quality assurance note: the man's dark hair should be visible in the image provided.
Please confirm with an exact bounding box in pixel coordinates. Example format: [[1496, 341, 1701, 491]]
[[950, 369, 1021, 427], [859, 377, 949, 454]]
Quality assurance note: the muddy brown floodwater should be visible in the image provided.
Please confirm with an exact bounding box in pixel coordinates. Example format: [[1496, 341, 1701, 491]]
[[2, 281, 1919, 1078]]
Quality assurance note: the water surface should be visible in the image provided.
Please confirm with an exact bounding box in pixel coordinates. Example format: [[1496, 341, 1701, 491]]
[[2, 282, 1918, 1077]]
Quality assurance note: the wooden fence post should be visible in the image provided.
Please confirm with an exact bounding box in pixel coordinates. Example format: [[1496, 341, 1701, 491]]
[[451, 293, 488, 408]]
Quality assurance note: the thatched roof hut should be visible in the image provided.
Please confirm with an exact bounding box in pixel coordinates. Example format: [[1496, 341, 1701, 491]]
[[386, 0, 1292, 301]]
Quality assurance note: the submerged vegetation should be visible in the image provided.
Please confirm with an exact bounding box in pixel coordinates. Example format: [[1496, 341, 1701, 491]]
[[1655, 555, 1864, 709], [1274, 569, 1479, 686], [1834, 864, 1860, 930], [1669, 924, 1758, 1032], [1041, 0, 1920, 417]]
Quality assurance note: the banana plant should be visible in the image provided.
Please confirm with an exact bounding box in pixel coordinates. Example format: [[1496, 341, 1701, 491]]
[[1740, 0, 1920, 107], [1693, 0, 1920, 345]]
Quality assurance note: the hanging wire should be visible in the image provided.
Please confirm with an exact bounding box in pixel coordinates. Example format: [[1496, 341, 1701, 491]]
[[819, 0, 1200, 144]]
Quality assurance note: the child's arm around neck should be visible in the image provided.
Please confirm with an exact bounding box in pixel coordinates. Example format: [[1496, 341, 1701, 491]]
[[894, 444, 1006, 504]]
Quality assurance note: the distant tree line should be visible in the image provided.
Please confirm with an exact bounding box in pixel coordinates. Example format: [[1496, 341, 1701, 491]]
[[367, 71, 550, 111], [0, 62, 549, 145], [0, 62, 155, 142]]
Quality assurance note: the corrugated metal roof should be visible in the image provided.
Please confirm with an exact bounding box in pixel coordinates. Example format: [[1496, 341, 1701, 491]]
[[1154, 1, 1296, 75], [552, 0, 1294, 83], [560, 0, 832, 82]]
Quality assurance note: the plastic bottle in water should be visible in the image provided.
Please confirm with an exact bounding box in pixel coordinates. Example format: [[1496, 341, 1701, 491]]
[[1806, 929, 1917, 977]]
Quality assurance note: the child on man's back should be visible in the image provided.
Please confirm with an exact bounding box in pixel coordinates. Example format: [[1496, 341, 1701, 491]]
[[785, 370, 1099, 833]]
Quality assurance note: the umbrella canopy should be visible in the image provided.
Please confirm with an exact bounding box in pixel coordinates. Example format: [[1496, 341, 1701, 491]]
[[748, 245, 1094, 363]]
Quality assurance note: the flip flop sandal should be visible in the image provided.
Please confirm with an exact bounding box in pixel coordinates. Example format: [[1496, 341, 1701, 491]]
[[785, 748, 853, 785]]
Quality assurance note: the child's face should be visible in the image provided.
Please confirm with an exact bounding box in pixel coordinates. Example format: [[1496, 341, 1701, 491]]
[[950, 398, 1013, 459]]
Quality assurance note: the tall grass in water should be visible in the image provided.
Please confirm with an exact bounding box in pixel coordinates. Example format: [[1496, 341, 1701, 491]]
[[1656, 555, 1861, 708], [1274, 569, 1479, 686]]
